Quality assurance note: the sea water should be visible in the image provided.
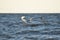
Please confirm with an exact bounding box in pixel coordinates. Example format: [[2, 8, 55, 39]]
[[0, 14, 60, 40]]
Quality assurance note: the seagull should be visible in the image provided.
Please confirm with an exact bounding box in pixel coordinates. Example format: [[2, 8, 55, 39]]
[[21, 16, 47, 26], [21, 16, 38, 26], [21, 16, 33, 23]]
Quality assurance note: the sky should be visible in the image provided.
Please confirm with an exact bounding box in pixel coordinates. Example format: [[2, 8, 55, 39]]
[[0, 0, 60, 13]]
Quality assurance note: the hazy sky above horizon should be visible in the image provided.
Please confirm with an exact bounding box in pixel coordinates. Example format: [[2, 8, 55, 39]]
[[0, 0, 60, 13]]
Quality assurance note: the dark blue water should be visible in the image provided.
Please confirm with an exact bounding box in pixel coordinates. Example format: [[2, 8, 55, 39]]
[[0, 14, 60, 40]]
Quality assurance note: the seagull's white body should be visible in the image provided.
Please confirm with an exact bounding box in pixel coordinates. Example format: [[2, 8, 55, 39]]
[[21, 16, 27, 23]]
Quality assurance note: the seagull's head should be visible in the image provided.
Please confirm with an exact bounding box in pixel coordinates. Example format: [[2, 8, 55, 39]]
[[21, 16, 25, 19]]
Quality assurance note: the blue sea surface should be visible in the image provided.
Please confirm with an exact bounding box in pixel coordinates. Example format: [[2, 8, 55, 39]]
[[0, 14, 60, 40]]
